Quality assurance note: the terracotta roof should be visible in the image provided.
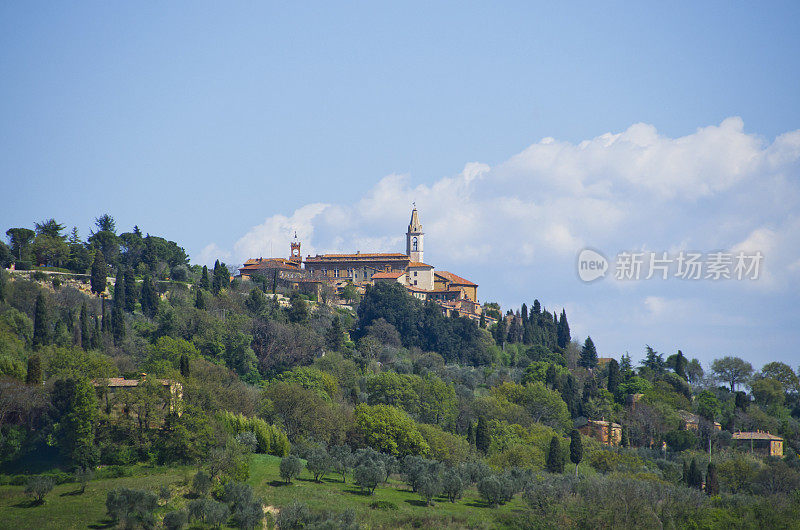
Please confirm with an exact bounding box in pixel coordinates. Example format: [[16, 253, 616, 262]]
[[435, 270, 477, 286], [407, 262, 433, 268], [92, 377, 174, 388], [732, 431, 783, 441], [372, 271, 404, 279], [305, 253, 409, 262]]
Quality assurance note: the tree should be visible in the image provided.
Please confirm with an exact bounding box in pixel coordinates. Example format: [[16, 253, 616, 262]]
[[417, 472, 441, 505], [26, 355, 42, 385], [758, 361, 799, 394], [667, 350, 688, 379], [288, 293, 309, 324], [642, 345, 665, 374], [606, 358, 621, 396], [25, 476, 55, 504], [75, 467, 93, 494], [94, 214, 116, 233], [90, 251, 107, 295], [6, 227, 35, 261], [80, 303, 91, 350], [578, 336, 598, 369], [442, 468, 464, 502], [163, 510, 188, 530], [569, 430, 583, 478], [477, 476, 504, 507], [192, 470, 212, 496], [705, 462, 719, 495], [325, 315, 344, 351], [546, 435, 564, 473], [123, 269, 137, 312], [354, 462, 384, 495], [711, 356, 753, 392], [330, 445, 353, 483], [475, 416, 490, 454], [180, 353, 190, 378], [140, 275, 158, 318], [212, 260, 229, 294], [696, 390, 721, 421], [354, 404, 429, 456], [52, 378, 99, 468], [280, 455, 302, 484], [194, 286, 205, 309], [199, 265, 211, 290], [686, 458, 703, 489], [557, 309, 570, 348], [32, 291, 49, 349], [111, 277, 126, 345], [106, 487, 157, 529], [306, 446, 332, 482]]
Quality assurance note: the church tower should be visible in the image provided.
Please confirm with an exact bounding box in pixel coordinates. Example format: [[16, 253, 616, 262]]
[[406, 207, 424, 263]]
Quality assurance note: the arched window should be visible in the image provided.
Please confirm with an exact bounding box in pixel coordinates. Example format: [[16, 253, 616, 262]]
[[412, 236, 418, 252]]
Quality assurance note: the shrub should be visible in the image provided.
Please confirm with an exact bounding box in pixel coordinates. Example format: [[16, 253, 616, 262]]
[[192, 470, 212, 496], [163, 510, 188, 530], [478, 475, 504, 507], [25, 476, 55, 504], [280, 455, 302, 484], [369, 500, 399, 511], [106, 487, 158, 528]]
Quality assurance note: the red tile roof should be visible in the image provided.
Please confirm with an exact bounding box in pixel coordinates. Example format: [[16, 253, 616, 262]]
[[305, 253, 410, 262], [732, 431, 783, 441], [435, 271, 477, 286], [372, 271, 404, 279], [407, 261, 433, 268]]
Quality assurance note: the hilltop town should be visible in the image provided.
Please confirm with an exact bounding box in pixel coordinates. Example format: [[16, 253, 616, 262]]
[[237, 208, 491, 323]]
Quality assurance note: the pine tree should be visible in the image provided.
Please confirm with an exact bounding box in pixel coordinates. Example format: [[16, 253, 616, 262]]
[[32, 292, 49, 349], [179, 353, 190, 378], [620, 353, 633, 379], [80, 303, 90, 350], [194, 287, 205, 309], [607, 358, 621, 396], [325, 316, 344, 351], [124, 269, 137, 312], [705, 462, 719, 495], [557, 309, 570, 348], [26, 355, 43, 385], [569, 429, 583, 478], [546, 435, 564, 473], [578, 336, 598, 369], [475, 417, 490, 454], [199, 265, 211, 290], [90, 251, 107, 295]]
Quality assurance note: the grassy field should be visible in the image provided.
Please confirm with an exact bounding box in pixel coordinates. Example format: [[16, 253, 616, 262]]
[[0, 456, 525, 529]]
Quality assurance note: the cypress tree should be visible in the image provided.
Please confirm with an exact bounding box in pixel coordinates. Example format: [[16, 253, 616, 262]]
[[682, 460, 689, 485], [687, 458, 703, 489], [199, 265, 211, 290], [547, 435, 564, 473], [325, 315, 344, 351], [621, 425, 630, 448], [26, 355, 43, 385], [90, 251, 107, 295], [111, 304, 125, 345], [557, 309, 570, 348], [479, 313, 485, 329], [101, 297, 109, 334], [675, 350, 688, 380], [521, 303, 528, 321], [124, 269, 137, 312], [113, 273, 126, 312], [545, 364, 558, 389], [705, 462, 719, 495], [92, 315, 100, 349], [532, 299, 541, 315], [80, 302, 90, 350], [32, 292, 49, 349], [179, 353, 190, 378], [140, 275, 158, 318], [467, 421, 475, 447], [194, 287, 205, 309], [578, 336, 598, 369], [607, 358, 621, 396], [475, 417, 490, 454], [569, 429, 583, 478]]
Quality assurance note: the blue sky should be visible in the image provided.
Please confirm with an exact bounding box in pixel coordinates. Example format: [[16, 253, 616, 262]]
[[2, 3, 799, 370]]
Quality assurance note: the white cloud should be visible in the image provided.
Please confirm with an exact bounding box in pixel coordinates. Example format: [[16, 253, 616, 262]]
[[205, 118, 800, 301], [196, 243, 231, 267]]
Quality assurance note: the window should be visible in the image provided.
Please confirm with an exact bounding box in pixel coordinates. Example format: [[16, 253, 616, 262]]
[[414, 271, 418, 276], [412, 236, 418, 252], [334, 269, 339, 278]]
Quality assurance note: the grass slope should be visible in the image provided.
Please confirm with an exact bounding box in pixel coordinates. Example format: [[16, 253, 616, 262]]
[[0, 455, 525, 529]]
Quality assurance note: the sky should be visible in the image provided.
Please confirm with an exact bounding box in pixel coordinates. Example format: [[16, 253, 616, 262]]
[[2, 2, 799, 370]]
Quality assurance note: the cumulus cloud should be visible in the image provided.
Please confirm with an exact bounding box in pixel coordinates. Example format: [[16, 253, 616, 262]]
[[207, 118, 800, 297]]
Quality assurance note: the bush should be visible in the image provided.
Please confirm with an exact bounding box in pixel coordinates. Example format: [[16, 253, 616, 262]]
[[280, 455, 302, 484], [192, 470, 212, 496], [25, 476, 55, 504], [163, 510, 188, 530], [32, 271, 46, 281], [478, 475, 504, 507], [369, 500, 398, 511], [106, 487, 158, 528]]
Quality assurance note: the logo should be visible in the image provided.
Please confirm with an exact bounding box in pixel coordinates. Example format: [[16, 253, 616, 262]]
[[577, 248, 608, 282]]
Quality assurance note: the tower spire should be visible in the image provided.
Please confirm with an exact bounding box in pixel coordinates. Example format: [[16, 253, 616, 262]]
[[406, 206, 424, 263]]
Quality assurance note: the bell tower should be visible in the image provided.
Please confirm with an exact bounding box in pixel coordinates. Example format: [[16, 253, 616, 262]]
[[289, 232, 302, 265], [406, 206, 424, 263]]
